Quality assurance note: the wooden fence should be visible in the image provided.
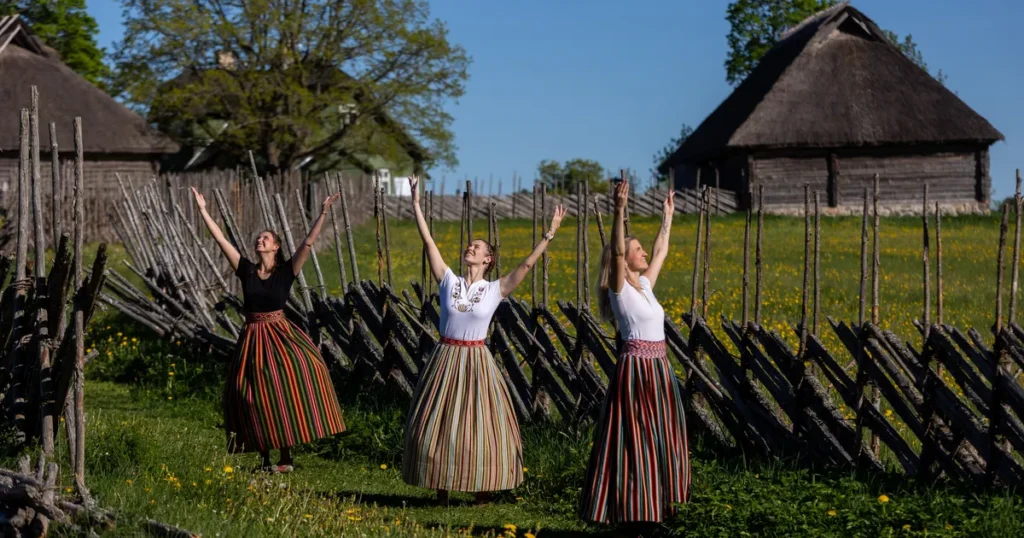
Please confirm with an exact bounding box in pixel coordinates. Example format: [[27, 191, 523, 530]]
[[98, 168, 1024, 488]]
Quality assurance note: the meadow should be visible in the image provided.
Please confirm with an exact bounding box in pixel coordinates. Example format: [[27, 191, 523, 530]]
[[10, 211, 1024, 537]]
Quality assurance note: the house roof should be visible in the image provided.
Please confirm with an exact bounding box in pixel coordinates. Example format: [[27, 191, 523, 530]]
[[660, 2, 1003, 171], [0, 15, 178, 155]]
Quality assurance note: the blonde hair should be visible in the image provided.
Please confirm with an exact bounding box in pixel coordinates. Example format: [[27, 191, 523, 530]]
[[597, 236, 638, 322]]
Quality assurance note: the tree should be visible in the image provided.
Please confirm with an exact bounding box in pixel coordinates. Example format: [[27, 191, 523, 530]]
[[537, 158, 607, 195], [651, 123, 694, 184], [725, 1, 945, 86], [108, 0, 470, 172], [0, 0, 109, 88]]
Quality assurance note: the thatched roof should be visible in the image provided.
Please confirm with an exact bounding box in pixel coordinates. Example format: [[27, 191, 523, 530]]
[[0, 15, 178, 155], [660, 2, 1003, 172]]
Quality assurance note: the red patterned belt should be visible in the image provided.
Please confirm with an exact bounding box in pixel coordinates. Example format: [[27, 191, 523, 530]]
[[623, 339, 667, 359], [440, 336, 486, 347], [245, 310, 285, 323]]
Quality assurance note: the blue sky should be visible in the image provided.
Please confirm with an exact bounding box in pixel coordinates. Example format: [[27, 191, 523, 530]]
[[88, 0, 1023, 199]]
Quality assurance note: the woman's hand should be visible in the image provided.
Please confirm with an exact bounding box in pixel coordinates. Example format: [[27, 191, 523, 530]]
[[614, 180, 629, 209], [662, 189, 675, 217], [409, 175, 420, 205], [321, 192, 341, 215], [548, 204, 567, 237], [191, 186, 207, 211]]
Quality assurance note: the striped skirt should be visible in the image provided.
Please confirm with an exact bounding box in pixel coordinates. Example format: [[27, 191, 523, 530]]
[[401, 338, 523, 492], [580, 340, 690, 524], [223, 310, 346, 453]]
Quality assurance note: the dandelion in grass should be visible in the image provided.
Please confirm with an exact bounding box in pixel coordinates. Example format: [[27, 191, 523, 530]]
[[827, 509, 837, 516], [380, 464, 387, 470], [223, 465, 233, 474], [878, 494, 890, 503]]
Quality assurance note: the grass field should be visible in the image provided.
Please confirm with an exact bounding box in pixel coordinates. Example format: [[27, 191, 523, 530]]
[[15, 212, 1024, 536]]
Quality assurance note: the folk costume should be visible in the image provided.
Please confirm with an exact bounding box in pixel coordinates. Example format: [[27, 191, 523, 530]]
[[401, 267, 524, 492], [223, 257, 346, 454], [580, 276, 690, 524]]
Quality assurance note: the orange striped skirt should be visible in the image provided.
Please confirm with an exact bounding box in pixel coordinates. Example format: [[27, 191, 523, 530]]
[[401, 339, 523, 492], [223, 310, 346, 453]]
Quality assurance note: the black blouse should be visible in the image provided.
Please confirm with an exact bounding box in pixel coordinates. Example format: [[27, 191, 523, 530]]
[[235, 257, 296, 313]]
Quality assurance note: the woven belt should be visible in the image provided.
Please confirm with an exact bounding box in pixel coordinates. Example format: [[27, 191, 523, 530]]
[[440, 336, 486, 347], [245, 310, 285, 323], [623, 339, 667, 359]]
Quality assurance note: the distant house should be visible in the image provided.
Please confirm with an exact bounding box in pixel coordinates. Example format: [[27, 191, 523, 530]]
[[0, 15, 178, 196], [154, 51, 429, 182], [658, 2, 1003, 214]]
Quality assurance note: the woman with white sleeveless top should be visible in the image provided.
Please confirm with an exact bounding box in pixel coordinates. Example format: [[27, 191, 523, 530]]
[[580, 178, 690, 525], [402, 175, 567, 504]]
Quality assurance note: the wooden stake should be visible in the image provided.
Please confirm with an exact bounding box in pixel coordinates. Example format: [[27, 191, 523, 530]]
[[491, 203, 501, 277], [532, 183, 538, 308], [594, 200, 607, 249], [459, 185, 466, 274], [72, 117, 86, 494], [871, 174, 880, 325], [327, 174, 348, 290], [690, 185, 705, 319], [813, 190, 820, 337], [702, 188, 711, 318], [49, 122, 60, 247], [936, 202, 943, 325], [293, 189, 328, 300], [859, 188, 869, 326], [755, 184, 764, 325], [742, 189, 752, 325], [996, 203, 1011, 334], [466, 180, 474, 243], [381, 186, 393, 286], [541, 184, 549, 307], [620, 170, 630, 236], [374, 176, 384, 286], [1010, 170, 1022, 324], [799, 184, 811, 358], [576, 180, 583, 309], [338, 174, 360, 282], [428, 190, 435, 297], [922, 184, 931, 339], [583, 177, 591, 309]]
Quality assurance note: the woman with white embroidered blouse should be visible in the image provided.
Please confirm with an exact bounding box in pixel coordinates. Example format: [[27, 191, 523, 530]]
[[401, 175, 567, 505], [580, 179, 690, 525]]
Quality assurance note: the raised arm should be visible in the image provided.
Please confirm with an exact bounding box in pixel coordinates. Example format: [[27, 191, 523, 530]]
[[499, 205, 566, 297], [192, 186, 241, 270], [609, 180, 629, 294], [642, 189, 674, 288], [290, 193, 340, 276], [410, 176, 448, 282]]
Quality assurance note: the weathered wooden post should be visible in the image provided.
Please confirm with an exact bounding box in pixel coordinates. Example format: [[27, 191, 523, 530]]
[[813, 190, 821, 338], [701, 187, 711, 318], [374, 174, 384, 286], [337, 174, 360, 282], [755, 184, 764, 325], [72, 117, 86, 493], [49, 123, 61, 247], [799, 184, 811, 358], [690, 186, 705, 319], [532, 183, 538, 308], [922, 184, 931, 340], [936, 202, 943, 326], [1009, 170, 1022, 324], [541, 184, 549, 307], [870, 173, 881, 458], [583, 176, 591, 309], [742, 184, 752, 326], [381, 186, 393, 286], [326, 174, 348, 290]]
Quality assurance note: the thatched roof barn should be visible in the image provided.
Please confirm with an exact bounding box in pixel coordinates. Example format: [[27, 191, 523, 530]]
[[659, 2, 1003, 214], [0, 15, 177, 206]]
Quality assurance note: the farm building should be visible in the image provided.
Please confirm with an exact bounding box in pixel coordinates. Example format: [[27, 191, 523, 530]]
[[0, 15, 178, 201], [658, 2, 1004, 215], [154, 51, 429, 190]]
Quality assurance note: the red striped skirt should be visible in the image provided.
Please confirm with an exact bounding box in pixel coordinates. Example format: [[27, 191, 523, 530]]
[[579, 339, 691, 524], [401, 339, 523, 492], [223, 310, 346, 453]]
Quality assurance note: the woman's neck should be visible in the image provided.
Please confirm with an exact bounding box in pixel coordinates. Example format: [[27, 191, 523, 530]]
[[625, 269, 641, 288], [463, 265, 487, 285], [257, 253, 277, 271]]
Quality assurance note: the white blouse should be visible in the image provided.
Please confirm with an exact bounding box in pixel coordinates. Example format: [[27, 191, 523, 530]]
[[437, 268, 503, 341], [609, 276, 666, 342]]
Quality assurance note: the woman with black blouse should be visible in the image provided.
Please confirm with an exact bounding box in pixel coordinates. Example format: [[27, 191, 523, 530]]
[[192, 186, 346, 472]]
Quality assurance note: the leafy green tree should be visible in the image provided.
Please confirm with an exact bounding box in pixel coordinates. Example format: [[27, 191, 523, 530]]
[[108, 0, 470, 172], [652, 123, 694, 184], [0, 0, 109, 88], [537, 158, 607, 194], [725, 1, 945, 86]]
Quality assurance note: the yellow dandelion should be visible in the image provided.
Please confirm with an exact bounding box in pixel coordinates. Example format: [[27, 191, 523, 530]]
[[380, 464, 388, 470], [827, 509, 836, 517], [125, 479, 133, 485], [902, 524, 910, 531], [223, 465, 234, 473], [525, 533, 536, 538], [304, 514, 312, 519], [522, 467, 528, 473], [503, 524, 517, 531], [877, 494, 890, 503]]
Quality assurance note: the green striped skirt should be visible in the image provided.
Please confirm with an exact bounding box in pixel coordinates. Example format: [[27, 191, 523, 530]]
[[580, 339, 690, 524], [223, 310, 346, 453], [401, 338, 524, 492]]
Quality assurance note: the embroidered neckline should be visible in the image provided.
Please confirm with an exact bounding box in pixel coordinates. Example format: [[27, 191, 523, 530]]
[[450, 277, 487, 313]]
